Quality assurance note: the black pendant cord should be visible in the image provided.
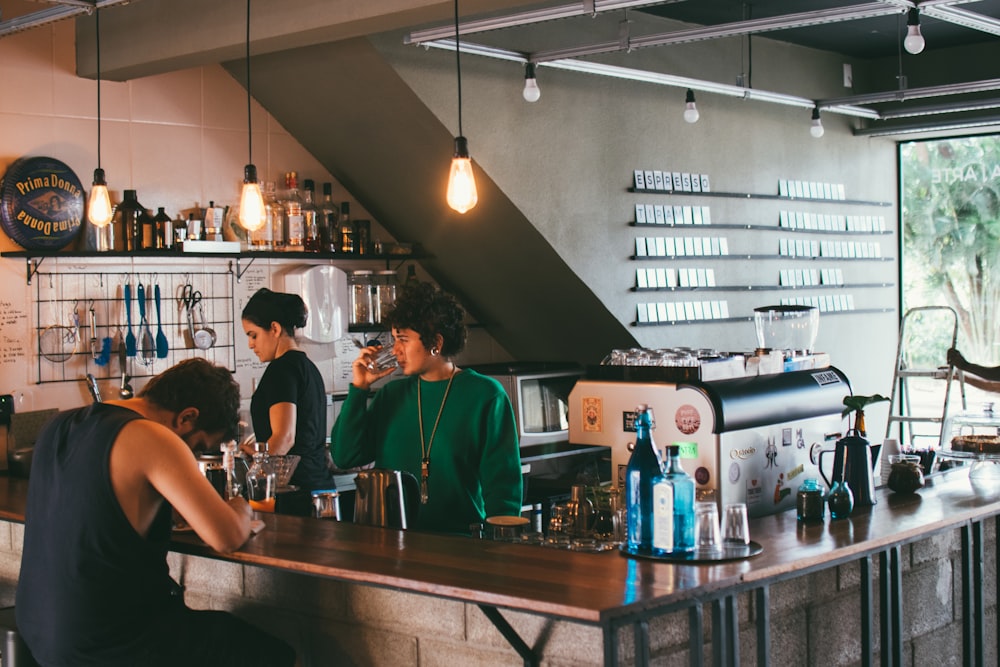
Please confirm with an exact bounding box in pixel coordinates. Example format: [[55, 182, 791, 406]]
[[95, 7, 101, 170], [246, 0, 253, 165], [454, 0, 463, 138]]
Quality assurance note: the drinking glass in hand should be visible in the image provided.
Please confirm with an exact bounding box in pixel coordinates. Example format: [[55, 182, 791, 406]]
[[367, 348, 397, 372]]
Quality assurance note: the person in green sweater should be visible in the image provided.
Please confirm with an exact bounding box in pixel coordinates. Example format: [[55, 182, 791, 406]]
[[331, 281, 523, 534]]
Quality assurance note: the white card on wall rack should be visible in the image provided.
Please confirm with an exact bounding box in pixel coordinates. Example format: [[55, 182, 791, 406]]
[[635, 204, 646, 224], [653, 171, 665, 190], [701, 174, 711, 192], [664, 206, 675, 225], [654, 206, 666, 225], [634, 170, 646, 190], [691, 174, 702, 193], [681, 173, 693, 192], [672, 172, 683, 190]]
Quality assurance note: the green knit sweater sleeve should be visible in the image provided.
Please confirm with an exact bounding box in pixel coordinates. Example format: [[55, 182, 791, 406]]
[[329, 384, 376, 469]]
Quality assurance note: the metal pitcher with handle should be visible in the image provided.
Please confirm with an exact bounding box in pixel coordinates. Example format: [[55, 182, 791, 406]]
[[353, 469, 419, 530], [818, 430, 881, 508]]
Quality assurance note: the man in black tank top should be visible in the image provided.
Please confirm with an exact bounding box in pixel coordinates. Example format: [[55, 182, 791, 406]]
[[16, 359, 296, 667]]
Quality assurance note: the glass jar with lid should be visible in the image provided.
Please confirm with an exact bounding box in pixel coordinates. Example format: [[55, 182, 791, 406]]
[[372, 269, 399, 325], [348, 270, 374, 326]]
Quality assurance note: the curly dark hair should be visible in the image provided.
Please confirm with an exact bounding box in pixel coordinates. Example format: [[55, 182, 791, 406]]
[[241, 288, 308, 337], [385, 281, 467, 357], [138, 358, 240, 440]]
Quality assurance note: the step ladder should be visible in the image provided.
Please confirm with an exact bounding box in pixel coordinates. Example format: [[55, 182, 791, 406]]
[[884, 306, 966, 449]]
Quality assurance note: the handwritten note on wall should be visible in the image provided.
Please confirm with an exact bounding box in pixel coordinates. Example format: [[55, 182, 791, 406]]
[[0, 300, 28, 366]]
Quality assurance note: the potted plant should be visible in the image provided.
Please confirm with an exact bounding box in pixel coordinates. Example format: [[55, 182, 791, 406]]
[[842, 393, 889, 437]]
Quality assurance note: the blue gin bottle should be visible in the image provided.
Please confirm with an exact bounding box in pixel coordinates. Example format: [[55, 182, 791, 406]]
[[658, 444, 696, 553], [625, 405, 663, 555]]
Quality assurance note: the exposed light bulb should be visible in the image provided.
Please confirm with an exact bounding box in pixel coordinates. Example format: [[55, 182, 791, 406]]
[[238, 164, 267, 231], [810, 107, 825, 138], [447, 136, 478, 214], [522, 63, 540, 102], [87, 167, 113, 227], [683, 88, 700, 123], [904, 8, 925, 54]]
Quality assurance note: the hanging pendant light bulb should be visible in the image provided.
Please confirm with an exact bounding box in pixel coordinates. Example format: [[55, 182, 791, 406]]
[[810, 107, 825, 138], [522, 62, 540, 102], [683, 88, 700, 123], [88, 9, 112, 228], [903, 8, 925, 55], [238, 0, 266, 232], [446, 0, 478, 214]]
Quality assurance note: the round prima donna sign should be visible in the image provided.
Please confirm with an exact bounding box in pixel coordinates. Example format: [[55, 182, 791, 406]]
[[1, 156, 84, 250]]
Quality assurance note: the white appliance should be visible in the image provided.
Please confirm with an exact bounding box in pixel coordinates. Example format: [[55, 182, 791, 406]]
[[282, 265, 347, 343], [568, 362, 850, 517]]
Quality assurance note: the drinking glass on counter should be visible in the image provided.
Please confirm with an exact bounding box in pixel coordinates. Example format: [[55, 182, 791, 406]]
[[721, 502, 750, 547], [694, 502, 722, 554]]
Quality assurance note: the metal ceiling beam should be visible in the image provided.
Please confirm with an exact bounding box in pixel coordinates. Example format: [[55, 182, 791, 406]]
[[818, 78, 1000, 106], [854, 114, 1000, 136], [922, 5, 1000, 37], [877, 97, 1000, 119], [531, 2, 910, 62], [0, 0, 133, 39], [421, 38, 880, 118], [403, 0, 678, 45]]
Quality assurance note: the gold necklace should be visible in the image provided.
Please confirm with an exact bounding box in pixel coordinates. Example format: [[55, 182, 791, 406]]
[[417, 368, 456, 504]]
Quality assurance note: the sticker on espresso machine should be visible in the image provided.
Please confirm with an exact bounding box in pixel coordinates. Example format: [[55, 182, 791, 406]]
[[582, 397, 602, 432], [674, 404, 701, 435], [746, 478, 762, 507]]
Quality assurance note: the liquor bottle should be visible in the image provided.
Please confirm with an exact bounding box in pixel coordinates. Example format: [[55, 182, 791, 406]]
[[625, 404, 663, 555], [302, 179, 321, 252], [138, 202, 155, 250], [338, 201, 354, 254], [249, 181, 274, 251], [152, 207, 172, 250], [114, 189, 143, 252], [284, 171, 304, 250], [653, 444, 695, 555], [268, 180, 285, 250], [319, 183, 339, 252]]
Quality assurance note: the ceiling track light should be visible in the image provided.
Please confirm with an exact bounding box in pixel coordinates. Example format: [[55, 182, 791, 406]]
[[522, 62, 540, 102], [87, 8, 112, 228], [238, 0, 266, 232], [446, 0, 478, 214], [810, 107, 825, 138], [903, 7, 926, 54], [683, 89, 699, 123]]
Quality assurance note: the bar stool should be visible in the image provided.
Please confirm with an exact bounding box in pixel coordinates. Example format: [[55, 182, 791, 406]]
[[0, 608, 39, 667]]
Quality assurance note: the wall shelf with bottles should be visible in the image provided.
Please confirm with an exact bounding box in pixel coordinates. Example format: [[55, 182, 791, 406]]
[[0, 249, 425, 284]]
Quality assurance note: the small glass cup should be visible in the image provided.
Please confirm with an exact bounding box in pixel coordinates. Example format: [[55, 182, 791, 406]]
[[694, 501, 722, 554], [311, 489, 341, 520], [721, 502, 750, 547], [486, 515, 529, 542], [367, 348, 398, 372]]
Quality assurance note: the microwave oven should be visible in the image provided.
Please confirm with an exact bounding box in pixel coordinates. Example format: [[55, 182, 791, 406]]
[[467, 362, 584, 448]]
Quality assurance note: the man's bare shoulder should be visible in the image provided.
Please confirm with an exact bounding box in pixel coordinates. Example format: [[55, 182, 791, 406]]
[[115, 419, 191, 461]]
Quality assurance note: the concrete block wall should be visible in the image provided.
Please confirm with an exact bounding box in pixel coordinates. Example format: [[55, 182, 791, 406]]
[[0, 518, 994, 666]]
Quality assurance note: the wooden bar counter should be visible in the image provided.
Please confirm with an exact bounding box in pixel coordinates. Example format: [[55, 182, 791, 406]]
[[0, 471, 997, 666]]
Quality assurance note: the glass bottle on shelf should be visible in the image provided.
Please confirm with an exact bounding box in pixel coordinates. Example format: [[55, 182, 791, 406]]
[[302, 179, 321, 252], [653, 444, 695, 555], [283, 171, 304, 251], [625, 404, 663, 555], [373, 269, 399, 325], [245, 443, 275, 513], [113, 189, 143, 252], [249, 181, 275, 251], [153, 207, 172, 251], [566, 484, 594, 538], [319, 182, 339, 253], [339, 201, 354, 254], [348, 270, 374, 327]]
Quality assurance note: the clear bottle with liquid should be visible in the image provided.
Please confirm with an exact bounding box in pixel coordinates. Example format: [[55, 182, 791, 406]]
[[249, 181, 275, 251], [319, 182, 339, 252], [625, 404, 663, 555], [245, 444, 276, 513], [283, 171, 304, 250], [302, 179, 321, 252], [339, 201, 354, 254], [653, 444, 695, 555]]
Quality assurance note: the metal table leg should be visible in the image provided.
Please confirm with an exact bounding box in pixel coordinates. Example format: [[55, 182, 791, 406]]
[[689, 603, 704, 667], [860, 555, 873, 667], [477, 604, 538, 667], [755, 586, 770, 667]]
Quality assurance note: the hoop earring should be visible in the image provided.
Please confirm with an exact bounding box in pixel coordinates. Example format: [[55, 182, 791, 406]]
[[431, 348, 439, 357]]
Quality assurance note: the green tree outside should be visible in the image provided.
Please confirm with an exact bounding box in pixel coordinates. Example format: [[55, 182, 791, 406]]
[[901, 136, 1000, 368]]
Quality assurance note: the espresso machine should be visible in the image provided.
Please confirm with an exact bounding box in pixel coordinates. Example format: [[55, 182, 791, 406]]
[[568, 306, 852, 518]]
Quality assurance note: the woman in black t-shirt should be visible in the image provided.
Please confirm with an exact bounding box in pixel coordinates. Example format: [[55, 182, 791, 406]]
[[242, 288, 333, 511]]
